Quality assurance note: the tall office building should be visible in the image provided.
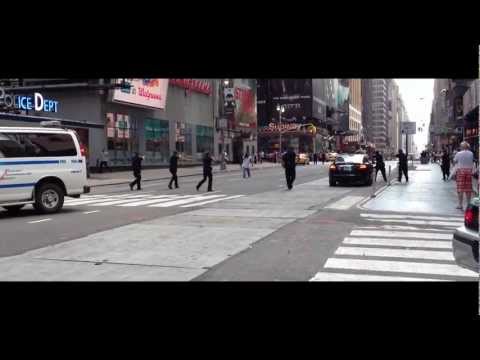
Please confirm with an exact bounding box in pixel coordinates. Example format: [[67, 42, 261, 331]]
[[362, 79, 391, 152]]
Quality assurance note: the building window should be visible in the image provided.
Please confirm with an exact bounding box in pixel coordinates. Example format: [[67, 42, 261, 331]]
[[145, 118, 169, 164], [196, 125, 213, 155], [106, 113, 138, 166]]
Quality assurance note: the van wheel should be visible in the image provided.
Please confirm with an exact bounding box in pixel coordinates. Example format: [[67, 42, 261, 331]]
[[3, 205, 25, 214], [34, 183, 64, 214]]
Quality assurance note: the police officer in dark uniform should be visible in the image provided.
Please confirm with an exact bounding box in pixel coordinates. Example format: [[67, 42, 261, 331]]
[[396, 149, 409, 183], [374, 151, 387, 182], [196, 151, 213, 192], [129, 152, 143, 191], [282, 147, 297, 190], [168, 151, 179, 189]]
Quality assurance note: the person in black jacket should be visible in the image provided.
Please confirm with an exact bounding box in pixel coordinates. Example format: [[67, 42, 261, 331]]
[[396, 149, 409, 183], [374, 151, 387, 182], [441, 149, 451, 181], [129, 152, 143, 191], [282, 147, 297, 190], [168, 151, 179, 189], [196, 151, 213, 192]]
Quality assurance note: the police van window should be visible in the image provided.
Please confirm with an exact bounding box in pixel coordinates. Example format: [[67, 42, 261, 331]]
[[0, 133, 77, 157], [26, 133, 77, 157]]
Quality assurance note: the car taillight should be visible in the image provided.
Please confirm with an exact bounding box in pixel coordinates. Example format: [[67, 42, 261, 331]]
[[80, 145, 86, 157], [464, 206, 478, 230], [358, 164, 368, 170], [329, 165, 336, 170]]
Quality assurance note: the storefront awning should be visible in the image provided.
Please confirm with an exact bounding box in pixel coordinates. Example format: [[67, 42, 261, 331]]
[[0, 112, 104, 129]]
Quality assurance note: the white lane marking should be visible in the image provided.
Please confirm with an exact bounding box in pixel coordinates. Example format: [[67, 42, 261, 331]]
[[28, 218, 52, 224], [151, 195, 226, 207], [181, 195, 245, 208], [119, 195, 181, 207], [325, 196, 366, 210], [83, 210, 101, 215], [350, 230, 453, 240], [360, 213, 463, 221], [324, 258, 478, 278], [86, 195, 154, 206], [64, 194, 134, 205], [355, 225, 456, 232], [310, 272, 446, 282], [343, 237, 452, 249], [335, 246, 455, 261], [364, 218, 463, 227]]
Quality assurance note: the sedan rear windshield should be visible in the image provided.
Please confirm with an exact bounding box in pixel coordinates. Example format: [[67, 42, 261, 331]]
[[335, 155, 366, 163]]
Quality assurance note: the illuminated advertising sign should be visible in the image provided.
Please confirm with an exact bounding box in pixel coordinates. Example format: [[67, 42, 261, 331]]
[[0, 87, 59, 113], [112, 79, 169, 109]]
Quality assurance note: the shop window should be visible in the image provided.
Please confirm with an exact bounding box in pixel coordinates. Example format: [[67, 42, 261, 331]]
[[145, 118, 169, 164], [106, 113, 138, 166], [196, 125, 213, 155], [175, 122, 193, 160]]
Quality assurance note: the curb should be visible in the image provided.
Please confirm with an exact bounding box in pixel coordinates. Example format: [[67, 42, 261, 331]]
[[88, 164, 281, 188]]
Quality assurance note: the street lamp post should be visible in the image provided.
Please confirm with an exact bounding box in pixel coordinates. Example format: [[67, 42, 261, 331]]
[[276, 104, 285, 158]]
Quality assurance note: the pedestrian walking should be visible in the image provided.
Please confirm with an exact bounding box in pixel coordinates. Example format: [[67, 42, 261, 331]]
[[282, 147, 297, 190], [374, 151, 387, 182], [129, 152, 143, 191], [313, 153, 318, 165], [259, 151, 264, 164], [99, 148, 110, 173], [396, 149, 409, 183], [321, 152, 326, 165], [196, 151, 213, 192], [453, 141, 475, 210], [441, 149, 451, 181], [241, 153, 252, 178], [168, 151, 179, 189]]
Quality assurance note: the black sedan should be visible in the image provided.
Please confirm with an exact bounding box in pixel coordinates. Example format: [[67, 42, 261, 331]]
[[452, 196, 479, 273], [329, 154, 374, 186]]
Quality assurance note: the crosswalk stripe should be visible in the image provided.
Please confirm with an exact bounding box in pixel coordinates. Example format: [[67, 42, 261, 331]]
[[119, 195, 182, 207], [350, 229, 452, 240], [335, 246, 455, 261], [360, 213, 463, 221], [343, 237, 452, 249], [150, 195, 225, 207], [324, 258, 478, 278], [356, 225, 455, 232], [310, 272, 446, 281], [64, 194, 136, 206], [364, 218, 462, 227], [325, 196, 366, 210], [85, 195, 155, 206], [180, 195, 245, 208]]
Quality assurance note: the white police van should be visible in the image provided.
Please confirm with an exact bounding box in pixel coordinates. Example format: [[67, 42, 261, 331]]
[[0, 121, 90, 214]]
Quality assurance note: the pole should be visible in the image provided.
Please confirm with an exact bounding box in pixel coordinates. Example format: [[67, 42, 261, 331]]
[[279, 109, 282, 156]]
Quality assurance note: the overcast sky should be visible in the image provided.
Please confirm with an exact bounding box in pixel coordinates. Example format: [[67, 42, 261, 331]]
[[395, 79, 434, 152]]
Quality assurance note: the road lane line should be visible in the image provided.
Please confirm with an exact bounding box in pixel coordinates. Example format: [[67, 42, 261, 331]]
[[28, 218, 52, 224], [350, 230, 453, 240], [335, 246, 455, 261], [360, 213, 463, 221], [151, 195, 225, 207], [343, 237, 452, 249], [325, 196, 366, 210], [83, 210, 101, 215], [181, 195, 245, 207], [310, 272, 446, 281], [324, 258, 478, 278]]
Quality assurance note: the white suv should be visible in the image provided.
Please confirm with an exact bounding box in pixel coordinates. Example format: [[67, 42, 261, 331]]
[[0, 125, 90, 214]]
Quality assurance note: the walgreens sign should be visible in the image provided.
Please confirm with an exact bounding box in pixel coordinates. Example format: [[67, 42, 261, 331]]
[[113, 79, 169, 109], [169, 79, 212, 95]]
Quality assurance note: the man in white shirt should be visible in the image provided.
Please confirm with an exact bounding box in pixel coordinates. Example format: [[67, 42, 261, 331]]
[[453, 141, 475, 210]]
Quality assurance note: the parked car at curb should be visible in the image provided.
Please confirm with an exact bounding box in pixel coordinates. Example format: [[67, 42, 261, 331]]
[[329, 154, 374, 186], [296, 153, 310, 165], [452, 196, 479, 273]]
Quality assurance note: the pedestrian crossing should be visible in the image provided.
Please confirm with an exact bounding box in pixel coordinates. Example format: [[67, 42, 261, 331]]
[[64, 193, 245, 209], [310, 212, 478, 281]]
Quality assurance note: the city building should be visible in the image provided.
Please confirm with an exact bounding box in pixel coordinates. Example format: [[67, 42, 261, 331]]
[[257, 79, 338, 156], [362, 79, 391, 153], [1, 79, 221, 169], [387, 81, 400, 157]]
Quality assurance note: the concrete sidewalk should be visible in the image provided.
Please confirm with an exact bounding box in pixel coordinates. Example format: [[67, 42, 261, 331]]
[[362, 162, 477, 216], [87, 161, 282, 187]]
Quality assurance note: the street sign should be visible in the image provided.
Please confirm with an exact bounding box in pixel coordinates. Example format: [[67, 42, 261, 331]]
[[401, 121, 416, 135]]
